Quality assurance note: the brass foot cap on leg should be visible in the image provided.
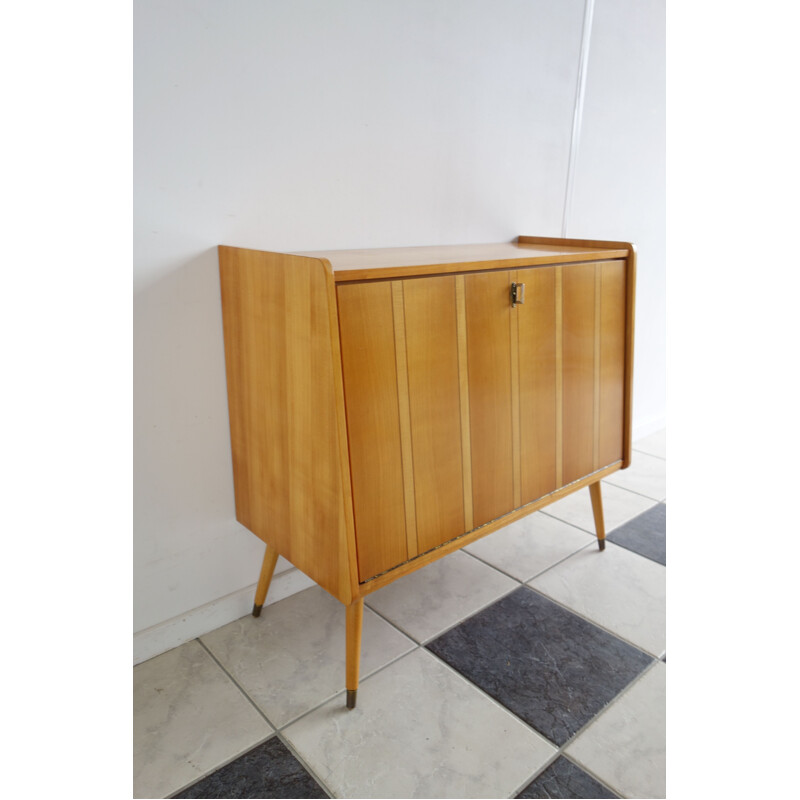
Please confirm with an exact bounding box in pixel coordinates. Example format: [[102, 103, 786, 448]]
[[598, 539, 605, 551], [346, 689, 357, 709], [252, 603, 263, 618]]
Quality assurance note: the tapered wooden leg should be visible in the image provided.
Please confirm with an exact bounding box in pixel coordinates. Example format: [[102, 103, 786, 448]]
[[589, 481, 606, 551], [252, 544, 279, 617], [345, 598, 364, 709]]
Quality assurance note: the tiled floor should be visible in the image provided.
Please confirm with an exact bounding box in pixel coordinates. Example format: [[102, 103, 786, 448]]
[[134, 429, 666, 799]]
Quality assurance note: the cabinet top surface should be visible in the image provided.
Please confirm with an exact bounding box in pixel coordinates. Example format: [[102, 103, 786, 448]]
[[289, 240, 630, 281]]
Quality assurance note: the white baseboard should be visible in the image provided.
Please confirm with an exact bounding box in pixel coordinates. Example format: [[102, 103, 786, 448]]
[[133, 567, 315, 666]]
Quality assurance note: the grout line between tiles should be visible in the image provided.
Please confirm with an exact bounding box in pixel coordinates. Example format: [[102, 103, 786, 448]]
[[276, 644, 422, 733], [152, 443, 666, 800], [538, 507, 595, 531], [551, 659, 666, 797], [196, 638, 276, 730], [418, 641, 639, 800], [558, 754, 621, 799], [497, 653, 664, 798], [421, 645, 555, 738], [523, 580, 662, 661], [280, 638, 635, 800], [419, 583, 522, 646], [601, 481, 666, 503], [461, 536, 597, 586], [165, 728, 275, 799], [364, 553, 520, 646], [167, 729, 338, 799], [362, 599, 425, 641], [539, 486, 660, 531], [632, 445, 666, 461], [275, 731, 337, 799], [464, 539, 664, 661], [181, 645, 338, 797], [506, 752, 564, 799], [507, 749, 620, 799]]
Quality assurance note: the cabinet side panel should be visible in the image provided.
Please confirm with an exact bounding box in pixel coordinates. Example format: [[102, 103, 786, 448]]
[[598, 260, 626, 466], [562, 262, 597, 485], [218, 247, 350, 603], [518, 266, 558, 503], [403, 275, 466, 553], [337, 282, 408, 581], [465, 270, 515, 527]]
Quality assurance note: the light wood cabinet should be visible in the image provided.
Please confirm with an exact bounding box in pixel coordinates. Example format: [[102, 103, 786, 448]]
[[218, 236, 636, 708]]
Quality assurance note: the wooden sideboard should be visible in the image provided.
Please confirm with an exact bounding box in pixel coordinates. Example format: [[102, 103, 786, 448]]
[[218, 236, 636, 708]]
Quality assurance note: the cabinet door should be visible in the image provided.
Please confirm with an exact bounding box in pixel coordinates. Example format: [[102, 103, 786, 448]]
[[464, 270, 515, 527], [596, 260, 627, 468], [402, 276, 467, 554], [562, 260, 627, 485], [517, 265, 558, 503], [337, 282, 408, 581], [338, 277, 467, 582], [562, 262, 597, 484]]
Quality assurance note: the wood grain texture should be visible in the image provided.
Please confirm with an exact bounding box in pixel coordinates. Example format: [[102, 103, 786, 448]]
[[319, 257, 361, 600], [555, 268, 564, 487], [220, 238, 635, 615], [522, 235, 635, 474], [299, 241, 629, 282], [594, 266, 602, 470], [589, 481, 606, 545], [346, 598, 364, 691], [391, 282, 419, 560], [218, 246, 352, 604], [402, 276, 466, 554], [598, 260, 627, 468], [517, 234, 632, 253], [253, 544, 279, 608], [562, 262, 597, 486], [455, 277, 474, 532], [465, 270, 514, 527], [510, 273, 522, 509], [518, 265, 558, 503], [337, 281, 408, 582], [359, 461, 623, 596], [623, 247, 637, 468]]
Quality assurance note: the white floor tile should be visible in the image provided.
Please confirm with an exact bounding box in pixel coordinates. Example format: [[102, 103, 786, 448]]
[[604, 451, 666, 501], [365, 549, 517, 643], [633, 428, 666, 459], [133, 639, 271, 799], [542, 481, 657, 535], [201, 585, 414, 728], [566, 662, 666, 798], [284, 648, 555, 799], [529, 542, 665, 657], [464, 511, 594, 581]]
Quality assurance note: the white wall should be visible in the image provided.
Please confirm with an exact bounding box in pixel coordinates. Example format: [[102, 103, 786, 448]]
[[134, 0, 665, 662], [570, 0, 666, 436]]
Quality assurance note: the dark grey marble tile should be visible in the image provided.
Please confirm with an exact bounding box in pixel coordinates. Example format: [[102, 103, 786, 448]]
[[607, 502, 666, 565], [517, 756, 618, 798], [173, 736, 326, 799], [426, 586, 652, 746]]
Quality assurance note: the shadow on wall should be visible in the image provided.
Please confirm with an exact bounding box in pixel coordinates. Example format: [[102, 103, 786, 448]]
[[134, 246, 263, 632]]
